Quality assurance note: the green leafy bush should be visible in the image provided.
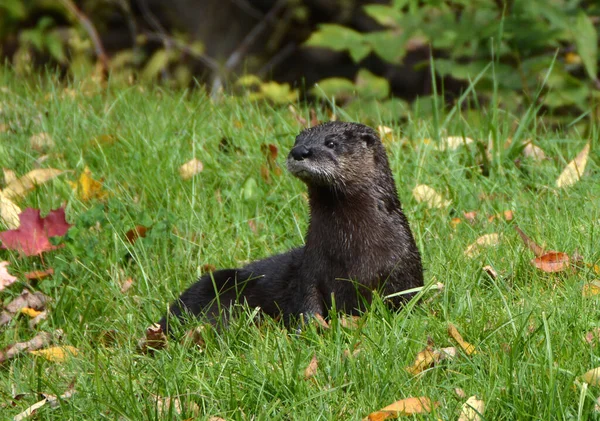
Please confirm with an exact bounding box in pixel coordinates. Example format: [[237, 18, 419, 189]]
[[306, 0, 600, 117]]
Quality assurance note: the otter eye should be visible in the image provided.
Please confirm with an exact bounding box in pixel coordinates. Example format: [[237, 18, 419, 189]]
[[325, 140, 336, 149]]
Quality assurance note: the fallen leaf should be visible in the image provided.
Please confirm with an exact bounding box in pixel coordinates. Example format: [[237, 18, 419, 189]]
[[364, 397, 439, 420], [20, 307, 42, 318], [448, 323, 477, 355], [179, 158, 204, 180], [3, 168, 64, 200], [0, 208, 71, 256], [339, 315, 360, 329], [5, 290, 51, 313], [30, 345, 78, 362], [0, 192, 21, 229], [29, 132, 55, 151], [153, 394, 200, 417], [0, 330, 56, 364], [583, 280, 600, 297], [3, 168, 17, 184], [458, 396, 485, 421], [450, 217, 462, 228], [309, 108, 320, 127], [405, 344, 437, 375], [182, 326, 207, 348], [522, 142, 546, 162], [0, 261, 17, 291], [531, 252, 570, 273], [437, 136, 474, 151], [13, 398, 48, 421], [289, 105, 307, 127], [463, 211, 478, 222], [304, 354, 318, 380], [556, 143, 590, 188], [24, 268, 54, 281], [120, 277, 134, 293], [377, 126, 394, 143], [464, 233, 500, 257], [201, 264, 216, 273], [28, 311, 48, 329], [139, 323, 168, 353], [454, 388, 467, 399], [585, 328, 600, 345], [482, 265, 498, 279], [503, 210, 514, 221], [582, 367, 600, 385], [412, 184, 451, 208], [70, 167, 107, 201], [514, 226, 544, 257], [125, 225, 149, 244]]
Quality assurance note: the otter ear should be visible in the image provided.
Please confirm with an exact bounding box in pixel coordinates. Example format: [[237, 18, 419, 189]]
[[360, 132, 378, 147]]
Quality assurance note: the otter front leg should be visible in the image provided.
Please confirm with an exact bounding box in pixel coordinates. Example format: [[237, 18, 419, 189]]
[[293, 283, 327, 332], [158, 269, 243, 335]]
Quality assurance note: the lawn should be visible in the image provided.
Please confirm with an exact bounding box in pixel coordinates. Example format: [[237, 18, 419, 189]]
[[0, 68, 599, 420]]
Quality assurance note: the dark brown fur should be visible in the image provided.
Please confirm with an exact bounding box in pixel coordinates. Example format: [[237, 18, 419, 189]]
[[158, 122, 423, 333]]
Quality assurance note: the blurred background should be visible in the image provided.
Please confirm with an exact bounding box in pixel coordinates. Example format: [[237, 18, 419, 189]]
[[1, 0, 598, 122]]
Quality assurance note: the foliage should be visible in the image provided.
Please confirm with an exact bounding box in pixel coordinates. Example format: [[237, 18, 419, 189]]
[[306, 0, 600, 117]]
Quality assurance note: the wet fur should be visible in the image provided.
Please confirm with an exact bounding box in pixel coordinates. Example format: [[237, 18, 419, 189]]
[[158, 122, 423, 334]]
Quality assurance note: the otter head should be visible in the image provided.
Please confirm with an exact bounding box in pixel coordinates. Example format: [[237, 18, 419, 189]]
[[287, 121, 387, 193]]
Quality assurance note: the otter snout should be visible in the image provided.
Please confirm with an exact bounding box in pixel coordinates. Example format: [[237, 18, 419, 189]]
[[290, 145, 312, 161]]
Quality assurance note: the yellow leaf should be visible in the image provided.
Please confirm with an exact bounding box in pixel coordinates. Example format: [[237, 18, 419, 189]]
[[458, 396, 485, 421], [70, 167, 107, 201], [21, 307, 42, 318], [583, 280, 600, 297], [3, 168, 17, 184], [556, 143, 590, 188], [412, 184, 451, 208], [0, 191, 21, 229], [30, 132, 55, 151], [30, 345, 78, 362], [522, 142, 546, 162], [377, 126, 395, 143], [364, 397, 439, 420], [583, 367, 600, 386], [448, 323, 477, 355], [178, 158, 204, 180], [464, 233, 500, 257], [405, 345, 437, 375], [437, 136, 474, 151], [565, 52, 582, 65], [3, 168, 64, 199]]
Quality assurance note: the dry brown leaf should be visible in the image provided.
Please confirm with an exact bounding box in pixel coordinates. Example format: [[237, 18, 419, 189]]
[[69, 167, 107, 201], [182, 326, 207, 348], [179, 158, 204, 180], [482, 265, 498, 279], [3, 168, 64, 199], [339, 315, 360, 329], [448, 324, 477, 355], [412, 184, 451, 209], [514, 226, 544, 257], [583, 281, 600, 297], [522, 142, 546, 162], [28, 310, 48, 329], [364, 397, 439, 420], [531, 252, 570, 273], [464, 233, 500, 257], [29, 132, 55, 151], [585, 328, 600, 345], [153, 394, 200, 417], [139, 323, 168, 353], [582, 367, 600, 385], [463, 211, 478, 222], [458, 396, 485, 421], [120, 277, 134, 293], [454, 388, 467, 399], [309, 108, 319, 127], [304, 354, 318, 380], [30, 345, 78, 362], [24, 268, 54, 281], [0, 331, 55, 364], [556, 143, 590, 188], [0, 261, 17, 291], [125, 225, 149, 244]]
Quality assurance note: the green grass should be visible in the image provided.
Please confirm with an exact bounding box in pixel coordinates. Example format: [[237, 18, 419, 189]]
[[0, 68, 599, 420]]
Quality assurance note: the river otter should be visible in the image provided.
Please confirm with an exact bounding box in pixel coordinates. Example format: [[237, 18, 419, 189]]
[[158, 121, 423, 334]]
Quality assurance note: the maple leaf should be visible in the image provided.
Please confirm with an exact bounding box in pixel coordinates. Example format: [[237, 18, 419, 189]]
[[0, 208, 72, 256]]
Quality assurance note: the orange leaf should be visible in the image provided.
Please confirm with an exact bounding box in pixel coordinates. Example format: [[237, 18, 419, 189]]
[[364, 397, 439, 420], [126, 225, 149, 244], [531, 252, 570, 273], [24, 268, 54, 281]]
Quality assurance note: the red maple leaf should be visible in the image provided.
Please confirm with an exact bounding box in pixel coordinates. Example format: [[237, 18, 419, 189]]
[[0, 208, 72, 256]]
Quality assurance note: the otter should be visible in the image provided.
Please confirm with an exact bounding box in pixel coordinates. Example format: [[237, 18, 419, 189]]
[[158, 121, 423, 334]]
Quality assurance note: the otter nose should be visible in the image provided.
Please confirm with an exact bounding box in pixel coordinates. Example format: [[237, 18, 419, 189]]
[[290, 145, 312, 161]]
